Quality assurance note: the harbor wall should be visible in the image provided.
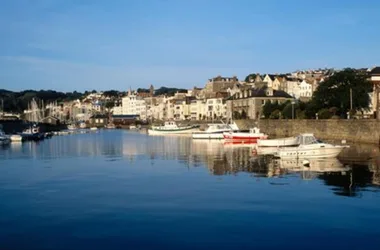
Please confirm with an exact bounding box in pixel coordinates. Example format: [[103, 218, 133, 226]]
[[235, 119, 380, 145]]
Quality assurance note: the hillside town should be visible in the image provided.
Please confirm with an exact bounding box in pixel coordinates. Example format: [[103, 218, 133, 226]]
[[1, 67, 380, 127]]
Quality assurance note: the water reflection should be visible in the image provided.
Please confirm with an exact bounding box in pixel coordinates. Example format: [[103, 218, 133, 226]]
[[1, 130, 379, 197]]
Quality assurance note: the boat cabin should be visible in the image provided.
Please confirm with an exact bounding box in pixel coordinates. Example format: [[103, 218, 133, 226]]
[[249, 127, 261, 134], [297, 134, 320, 145]]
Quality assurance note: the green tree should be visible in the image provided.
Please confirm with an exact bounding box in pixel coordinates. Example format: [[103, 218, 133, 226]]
[[262, 101, 274, 119], [318, 108, 332, 119], [244, 73, 257, 82], [312, 68, 372, 116], [105, 101, 115, 109], [270, 109, 281, 119]]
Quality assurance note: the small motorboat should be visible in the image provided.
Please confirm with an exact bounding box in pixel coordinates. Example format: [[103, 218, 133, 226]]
[[90, 127, 98, 131], [79, 122, 87, 129], [273, 133, 347, 159], [105, 123, 116, 129], [223, 127, 268, 142], [21, 125, 44, 141], [257, 136, 299, 147], [148, 121, 199, 135], [0, 127, 11, 146], [67, 124, 77, 130], [10, 134, 23, 142], [192, 122, 239, 139]]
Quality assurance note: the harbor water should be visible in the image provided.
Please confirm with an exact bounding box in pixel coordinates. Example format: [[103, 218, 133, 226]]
[[0, 129, 380, 249]]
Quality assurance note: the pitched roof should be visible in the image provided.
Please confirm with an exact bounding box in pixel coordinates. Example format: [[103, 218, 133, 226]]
[[228, 87, 293, 100]]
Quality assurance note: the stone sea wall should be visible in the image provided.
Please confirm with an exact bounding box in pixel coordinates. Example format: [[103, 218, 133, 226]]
[[235, 119, 380, 145]]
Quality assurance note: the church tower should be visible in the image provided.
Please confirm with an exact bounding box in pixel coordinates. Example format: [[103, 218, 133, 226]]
[[149, 84, 154, 97]]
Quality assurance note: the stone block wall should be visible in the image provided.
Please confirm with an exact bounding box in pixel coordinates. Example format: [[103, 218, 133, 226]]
[[235, 119, 380, 145]]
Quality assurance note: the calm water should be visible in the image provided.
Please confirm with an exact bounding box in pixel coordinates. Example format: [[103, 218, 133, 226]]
[[1, 130, 380, 250]]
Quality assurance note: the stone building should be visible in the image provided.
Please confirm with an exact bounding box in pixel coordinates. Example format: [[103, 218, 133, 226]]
[[226, 87, 293, 120], [205, 76, 239, 93]]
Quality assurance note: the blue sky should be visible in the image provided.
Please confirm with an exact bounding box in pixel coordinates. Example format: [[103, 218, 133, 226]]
[[1, 0, 379, 92]]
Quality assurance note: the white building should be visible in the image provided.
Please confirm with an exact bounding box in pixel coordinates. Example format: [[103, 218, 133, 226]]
[[299, 80, 313, 98], [190, 99, 206, 120], [119, 91, 147, 120], [205, 97, 226, 120]]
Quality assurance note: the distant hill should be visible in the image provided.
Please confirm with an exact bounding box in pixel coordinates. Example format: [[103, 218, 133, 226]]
[[0, 89, 84, 113]]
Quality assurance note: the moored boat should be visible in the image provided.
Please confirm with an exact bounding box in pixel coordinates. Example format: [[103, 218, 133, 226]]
[[223, 127, 268, 142], [257, 136, 299, 147], [21, 125, 44, 141], [10, 134, 23, 142], [0, 127, 11, 146], [273, 133, 347, 159], [67, 124, 77, 130], [192, 122, 239, 139], [79, 122, 87, 129], [105, 123, 116, 129], [148, 121, 199, 135]]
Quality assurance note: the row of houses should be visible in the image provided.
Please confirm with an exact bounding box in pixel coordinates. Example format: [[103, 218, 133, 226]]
[[110, 67, 380, 121], [19, 67, 380, 124]]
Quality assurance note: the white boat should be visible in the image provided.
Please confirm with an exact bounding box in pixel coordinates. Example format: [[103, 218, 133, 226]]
[[10, 134, 23, 142], [0, 127, 11, 146], [22, 125, 40, 135], [79, 122, 87, 129], [253, 146, 279, 155], [67, 124, 77, 130], [90, 127, 98, 131], [192, 122, 239, 139], [148, 121, 199, 135], [105, 123, 116, 129], [274, 133, 346, 159], [257, 136, 299, 147], [129, 125, 137, 130], [223, 127, 268, 142]]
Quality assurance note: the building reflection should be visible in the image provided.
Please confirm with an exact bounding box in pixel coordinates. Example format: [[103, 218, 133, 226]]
[[1, 131, 380, 197]]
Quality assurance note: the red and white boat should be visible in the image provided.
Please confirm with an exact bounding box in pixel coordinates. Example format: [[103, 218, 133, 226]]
[[223, 127, 268, 142]]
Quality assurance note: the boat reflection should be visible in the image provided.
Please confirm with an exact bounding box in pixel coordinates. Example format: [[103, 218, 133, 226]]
[[274, 158, 350, 174]]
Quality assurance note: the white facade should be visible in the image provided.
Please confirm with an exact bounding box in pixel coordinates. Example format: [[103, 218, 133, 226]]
[[120, 92, 147, 120], [285, 80, 301, 99], [299, 80, 313, 98], [190, 100, 206, 120], [272, 78, 281, 90], [263, 75, 274, 88], [112, 106, 123, 115], [205, 98, 226, 120]]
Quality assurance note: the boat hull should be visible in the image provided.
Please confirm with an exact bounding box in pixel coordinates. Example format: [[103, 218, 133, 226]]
[[257, 137, 298, 147], [223, 132, 268, 142], [10, 135, 23, 142], [148, 127, 199, 135], [275, 146, 344, 159]]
